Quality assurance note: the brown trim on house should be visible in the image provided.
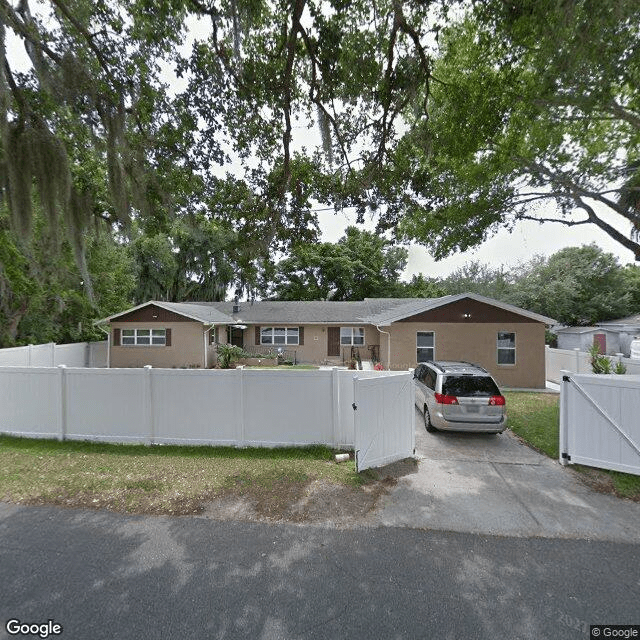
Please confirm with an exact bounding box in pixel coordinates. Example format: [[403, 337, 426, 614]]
[[255, 326, 261, 344], [166, 328, 172, 347], [114, 304, 194, 323], [397, 298, 543, 324], [113, 328, 120, 346], [327, 327, 340, 356], [299, 326, 304, 346]]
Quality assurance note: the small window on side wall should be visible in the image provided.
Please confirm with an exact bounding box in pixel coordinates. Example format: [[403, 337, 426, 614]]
[[416, 331, 435, 362], [497, 332, 516, 364]]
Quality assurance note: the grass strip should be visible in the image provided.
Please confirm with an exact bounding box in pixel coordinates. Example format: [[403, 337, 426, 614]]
[[0, 435, 360, 515]]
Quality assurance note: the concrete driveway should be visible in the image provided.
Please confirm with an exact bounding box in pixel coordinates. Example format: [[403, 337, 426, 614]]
[[369, 408, 640, 542]]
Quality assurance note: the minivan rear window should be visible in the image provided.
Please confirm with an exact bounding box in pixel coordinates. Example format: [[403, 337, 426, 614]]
[[442, 375, 500, 397]]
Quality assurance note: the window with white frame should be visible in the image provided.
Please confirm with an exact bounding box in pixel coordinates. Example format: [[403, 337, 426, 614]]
[[340, 327, 365, 346], [416, 331, 435, 362], [260, 327, 299, 345], [497, 332, 516, 364], [121, 328, 166, 346]]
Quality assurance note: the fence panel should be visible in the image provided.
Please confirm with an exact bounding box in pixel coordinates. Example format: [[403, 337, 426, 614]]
[[354, 372, 414, 471], [0, 367, 60, 438], [243, 369, 335, 446], [152, 369, 241, 444], [65, 369, 148, 442], [560, 373, 640, 476], [0, 367, 417, 460], [0, 346, 30, 367], [88, 342, 108, 367], [54, 343, 88, 367], [0, 341, 107, 368], [546, 346, 640, 382]]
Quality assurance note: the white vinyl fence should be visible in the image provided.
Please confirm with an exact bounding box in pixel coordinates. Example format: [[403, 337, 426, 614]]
[[559, 372, 640, 476], [0, 341, 107, 368], [0, 366, 413, 453], [546, 346, 640, 384], [354, 373, 415, 471]]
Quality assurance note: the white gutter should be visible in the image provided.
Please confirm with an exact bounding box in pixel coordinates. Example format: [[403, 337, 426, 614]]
[[203, 324, 215, 369], [375, 325, 391, 369]]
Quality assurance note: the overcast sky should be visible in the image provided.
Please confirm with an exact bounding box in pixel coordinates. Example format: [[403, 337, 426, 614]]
[[316, 203, 636, 280]]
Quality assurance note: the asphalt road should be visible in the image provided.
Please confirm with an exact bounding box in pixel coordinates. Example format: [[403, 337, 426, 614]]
[[1, 502, 639, 640]]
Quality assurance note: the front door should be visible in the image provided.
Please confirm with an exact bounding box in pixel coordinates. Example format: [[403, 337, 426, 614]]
[[229, 327, 244, 348], [328, 327, 340, 357]]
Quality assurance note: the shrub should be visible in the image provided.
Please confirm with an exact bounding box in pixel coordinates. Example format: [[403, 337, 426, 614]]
[[589, 343, 613, 374], [217, 344, 249, 369]]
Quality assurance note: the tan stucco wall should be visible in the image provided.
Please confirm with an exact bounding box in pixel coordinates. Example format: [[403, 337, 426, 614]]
[[382, 322, 547, 388], [243, 324, 380, 365], [110, 321, 206, 368]]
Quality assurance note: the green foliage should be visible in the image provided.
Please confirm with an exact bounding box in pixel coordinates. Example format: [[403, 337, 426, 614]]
[[393, 0, 640, 259], [269, 226, 408, 301], [0, 204, 135, 347], [589, 343, 612, 375], [217, 344, 249, 369], [614, 361, 627, 375], [507, 245, 631, 325], [440, 261, 511, 300]]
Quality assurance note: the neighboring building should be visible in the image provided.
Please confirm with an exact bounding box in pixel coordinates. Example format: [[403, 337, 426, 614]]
[[555, 326, 620, 355], [596, 313, 640, 357], [96, 294, 555, 388]]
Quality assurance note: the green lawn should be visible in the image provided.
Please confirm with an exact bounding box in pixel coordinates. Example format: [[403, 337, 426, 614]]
[[0, 436, 360, 515], [506, 392, 640, 500]]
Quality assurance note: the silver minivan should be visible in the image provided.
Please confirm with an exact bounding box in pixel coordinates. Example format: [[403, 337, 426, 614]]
[[414, 361, 506, 433]]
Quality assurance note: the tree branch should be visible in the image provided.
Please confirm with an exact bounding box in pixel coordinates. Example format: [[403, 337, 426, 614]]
[[48, 0, 116, 85], [575, 196, 640, 259]]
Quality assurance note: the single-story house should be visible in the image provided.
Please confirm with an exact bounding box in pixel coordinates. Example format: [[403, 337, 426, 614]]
[[96, 294, 555, 388]]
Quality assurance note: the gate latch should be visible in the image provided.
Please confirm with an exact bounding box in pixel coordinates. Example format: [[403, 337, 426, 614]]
[[352, 402, 357, 411]]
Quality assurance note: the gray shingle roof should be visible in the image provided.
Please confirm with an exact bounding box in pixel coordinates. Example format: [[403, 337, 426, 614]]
[[204, 299, 414, 324], [99, 294, 555, 326]]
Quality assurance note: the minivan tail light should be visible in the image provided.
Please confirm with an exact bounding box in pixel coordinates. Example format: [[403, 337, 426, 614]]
[[489, 395, 506, 406], [435, 393, 459, 405]]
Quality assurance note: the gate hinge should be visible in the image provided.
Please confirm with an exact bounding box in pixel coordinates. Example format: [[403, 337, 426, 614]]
[[562, 375, 571, 382], [561, 452, 571, 461], [352, 402, 358, 411]]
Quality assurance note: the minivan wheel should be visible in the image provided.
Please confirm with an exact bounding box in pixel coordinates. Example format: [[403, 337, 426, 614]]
[[424, 406, 437, 433]]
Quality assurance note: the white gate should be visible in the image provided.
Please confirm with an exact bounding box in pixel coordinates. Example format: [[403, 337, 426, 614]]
[[559, 372, 640, 476], [353, 372, 415, 472]]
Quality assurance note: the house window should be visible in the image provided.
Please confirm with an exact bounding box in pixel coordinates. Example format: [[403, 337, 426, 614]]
[[121, 328, 166, 346], [416, 332, 435, 362], [340, 327, 365, 346], [260, 327, 299, 346], [497, 332, 516, 364]]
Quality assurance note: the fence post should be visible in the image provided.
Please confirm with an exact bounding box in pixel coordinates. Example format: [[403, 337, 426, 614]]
[[49, 342, 56, 367], [573, 348, 580, 374], [559, 369, 570, 466], [58, 365, 67, 441], [144, 365, 154, 444], [237, 366, 245, 445], [28, 344, 33, 367], [331, 367, 340, 446]]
